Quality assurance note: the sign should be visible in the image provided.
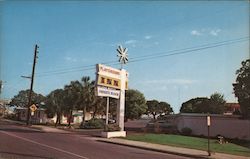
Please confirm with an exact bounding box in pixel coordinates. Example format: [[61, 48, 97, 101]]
[[29, 104, 37, 112], [97, 64, 129, 79], [207, 115, 211, 126], [96, 86, 120, 99], [96, 74, 128, 90], [117, 45, 129, 64], [97, 74, 121, 89]]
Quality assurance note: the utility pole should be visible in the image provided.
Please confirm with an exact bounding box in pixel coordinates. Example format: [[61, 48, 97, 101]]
[[0, 80, 2, 96], [26, 44, 39, 125]]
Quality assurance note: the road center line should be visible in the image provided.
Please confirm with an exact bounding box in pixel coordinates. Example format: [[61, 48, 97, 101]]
[[0, 130, 89, 159]]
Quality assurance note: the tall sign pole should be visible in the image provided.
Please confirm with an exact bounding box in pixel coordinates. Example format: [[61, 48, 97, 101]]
[[116, 69, 126, 131], [26, 44, 39, 125], [117, 45, 128, 131]]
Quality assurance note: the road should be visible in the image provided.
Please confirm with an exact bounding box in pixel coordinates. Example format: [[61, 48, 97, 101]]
[[0, 120, 191, 159]]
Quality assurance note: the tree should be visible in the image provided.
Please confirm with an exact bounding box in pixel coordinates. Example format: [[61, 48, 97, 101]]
[[63, 81, 82, 127], [91, 96, 106, 118], [146, 100, 160, 120], [180, 93, 226, 114], [125, 89, 147, 121], [180, 97, 210, 114], [159, 101, 173, 115], [233, 59, 250, 119], [147, 100, 173, 119], [209, 92, 226, 114], [10, 89, 45, 107], [79, 76, 95, 124], [45, 89, 65, 127]]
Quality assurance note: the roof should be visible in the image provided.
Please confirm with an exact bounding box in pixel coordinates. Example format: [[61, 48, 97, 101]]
[[15, 107, 46, 111]]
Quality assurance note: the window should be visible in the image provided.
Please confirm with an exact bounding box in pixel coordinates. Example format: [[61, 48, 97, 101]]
[[101, 77, 105, 83], [114, 80, 119, 87], [107, 79, 112, 85]]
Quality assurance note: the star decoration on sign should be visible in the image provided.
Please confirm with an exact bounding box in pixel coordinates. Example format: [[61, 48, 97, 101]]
[[117, 45, 128, 67]]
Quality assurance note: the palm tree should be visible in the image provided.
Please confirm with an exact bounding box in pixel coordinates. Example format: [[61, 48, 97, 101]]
[[45, 89, 65, 127], [64, 81, 82, 127], [92, 96, 106, 118], [80, 76, 95, 125]]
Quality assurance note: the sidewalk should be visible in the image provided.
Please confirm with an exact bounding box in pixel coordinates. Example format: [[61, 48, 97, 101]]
[[31, 125, 72, 133], [95, 137, 250, 159], [1, 119, 71, 133]]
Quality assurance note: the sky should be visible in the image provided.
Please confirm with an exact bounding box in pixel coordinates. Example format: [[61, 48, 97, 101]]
[[0, 1, 249, 113]]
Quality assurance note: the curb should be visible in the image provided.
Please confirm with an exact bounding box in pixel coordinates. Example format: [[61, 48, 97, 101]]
[[97, 139, 210, 159]]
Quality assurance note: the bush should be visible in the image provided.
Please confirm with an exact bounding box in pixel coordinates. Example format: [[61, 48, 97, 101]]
[[181, 127, 192, 136], [82, 118, 104, 129], [4, 114, 16, 120], [104, 124, 121, 132]]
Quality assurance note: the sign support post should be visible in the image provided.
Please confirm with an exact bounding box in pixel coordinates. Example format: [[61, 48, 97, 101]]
[[117, 69, 126, 131], [106, 97, 109, 126], [207, 114, 211, 156]]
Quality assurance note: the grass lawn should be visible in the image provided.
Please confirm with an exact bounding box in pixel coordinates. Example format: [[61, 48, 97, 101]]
[[126, 134, 250, 157]]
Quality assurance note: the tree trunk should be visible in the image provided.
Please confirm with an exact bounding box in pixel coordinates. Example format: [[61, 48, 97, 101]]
[[93, 105, 97, 119], [153, 113, 156, 120], [58, 114, 61, 125], [68, 110, 72, 127], [82, 106, 86, 125], [55, 113, 60, 127]]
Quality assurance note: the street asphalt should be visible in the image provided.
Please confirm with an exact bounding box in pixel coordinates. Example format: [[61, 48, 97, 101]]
[[0, 119, 191, 159]]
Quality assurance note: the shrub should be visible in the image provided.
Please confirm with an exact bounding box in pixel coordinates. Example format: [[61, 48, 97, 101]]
[[181, 127, 192, 136], [82, 118, 104, 129], [104, 124, 121, 132]]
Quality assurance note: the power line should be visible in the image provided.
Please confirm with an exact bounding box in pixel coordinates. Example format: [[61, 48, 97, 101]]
[[36, 6, 242, 74], [129, 37, 249, 63], [36, 36, 249, 77]]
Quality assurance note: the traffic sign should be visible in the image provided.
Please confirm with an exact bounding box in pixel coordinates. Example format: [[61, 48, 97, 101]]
[[207, 115, 211, 126], [29, 104, 37, 112]]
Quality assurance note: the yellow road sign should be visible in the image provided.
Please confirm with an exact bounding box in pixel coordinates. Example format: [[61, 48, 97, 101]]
[[29, 104, 37, 112]]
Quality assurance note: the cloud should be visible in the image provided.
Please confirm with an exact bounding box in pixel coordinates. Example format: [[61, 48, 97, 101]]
[[144, 35, 152, 40], [191, 28, 221, 37], [125, 39, 137, 45], [64, 56, 77, 62], [209, 29, 221, 36], [124, 39, 137, 47], [191, 30, 202, 36]]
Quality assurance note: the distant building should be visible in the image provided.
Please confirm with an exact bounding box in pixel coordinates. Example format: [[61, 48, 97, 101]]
[[0, 99, 11, 117], [49, 110, 105, 124], [14, 107, 104, 125], [224, 103, 241, 115], [15, 107, 47, 124]]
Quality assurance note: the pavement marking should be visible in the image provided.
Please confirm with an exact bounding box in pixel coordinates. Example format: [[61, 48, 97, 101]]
[[0, 130, 89, 159]]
